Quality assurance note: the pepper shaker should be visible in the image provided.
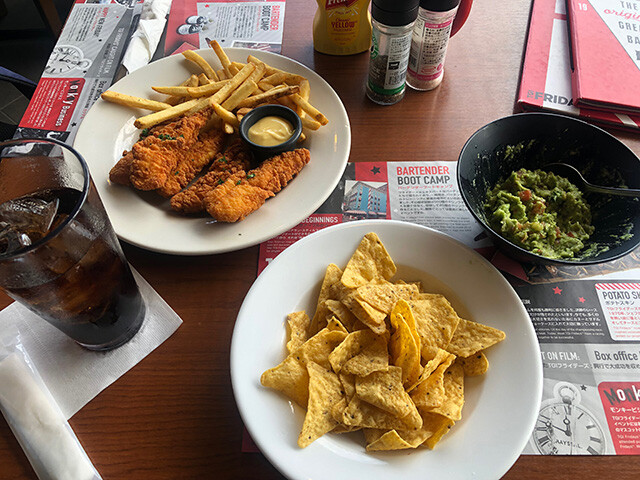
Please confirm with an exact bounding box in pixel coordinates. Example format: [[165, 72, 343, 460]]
[[366, 0, 420, 105]]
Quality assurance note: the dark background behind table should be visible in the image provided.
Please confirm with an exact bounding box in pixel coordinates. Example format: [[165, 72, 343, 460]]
[[0, 0, 73, 126], [1, 0, 640, 478]]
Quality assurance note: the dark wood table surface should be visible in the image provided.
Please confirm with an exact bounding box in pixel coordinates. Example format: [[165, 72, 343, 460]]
[[2, 0, 640, 478]]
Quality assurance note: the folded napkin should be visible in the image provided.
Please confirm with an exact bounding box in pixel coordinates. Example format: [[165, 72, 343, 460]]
[[0, 268, 182, 420], [122, 0, 173, 74]]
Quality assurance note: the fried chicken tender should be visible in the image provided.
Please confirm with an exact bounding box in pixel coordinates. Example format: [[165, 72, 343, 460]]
[[170, 140, 252, 213], [204, 175, 274, 223], [129, 108, 212, 190], [204, 148, 310, 222], [109, 150, 134, 186], [246, 148, 311, 193], [156, 127, 226, 198]]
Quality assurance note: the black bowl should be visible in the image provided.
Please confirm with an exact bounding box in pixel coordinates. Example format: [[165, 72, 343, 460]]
[[239, 104, 302, 161], [457, 112, 640, 266]]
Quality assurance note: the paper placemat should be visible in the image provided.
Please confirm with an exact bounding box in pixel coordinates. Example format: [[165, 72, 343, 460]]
[[0, 268, 182, 419]]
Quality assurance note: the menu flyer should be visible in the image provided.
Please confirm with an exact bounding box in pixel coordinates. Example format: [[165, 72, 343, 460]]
[[15, 0, 144, 145], [13, 0, 287, 146], [255, 161, 640, 456], [165, 0, 286, 56]]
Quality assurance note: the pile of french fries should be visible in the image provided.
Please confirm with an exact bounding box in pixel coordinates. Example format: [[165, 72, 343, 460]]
[[101, 41, 328, 141]]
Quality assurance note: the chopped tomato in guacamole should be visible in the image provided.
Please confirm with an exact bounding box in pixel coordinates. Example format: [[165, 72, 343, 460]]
[[485, 168, 594, 259]]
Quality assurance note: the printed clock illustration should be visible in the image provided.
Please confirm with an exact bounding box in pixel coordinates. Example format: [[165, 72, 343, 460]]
[[44, 45, 92, 75], [532, 381, 606, 455]]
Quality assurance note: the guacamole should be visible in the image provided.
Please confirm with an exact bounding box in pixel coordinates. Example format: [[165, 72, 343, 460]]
[[485, 168, 594, 259]]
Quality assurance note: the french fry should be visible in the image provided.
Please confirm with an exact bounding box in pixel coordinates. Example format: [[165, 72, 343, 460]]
[[299, 113, 322, 131], [134, 97, 209, 129], [262, 72, 288, 85], [182, 50, 218, 81], [247, 63, 266, 84], [112, 40, 328, 138], [290, 94, 328, 125], [236, 84, 300, 109], [236, 107, 252, 122], [186, 74, 199, 87], [100, 91, 172, 111], [165, 76, 193, 105], [211, 102, 240, 128], [263, 71, 306, 86], [210, 40, 238, 77], [209, 62, 256, 105], [299, 79, 311, 101], [221, 80, 258, 110], [258, 80, 277, 92], [152, 80, 229, 97], [247, 55, 286, 76]]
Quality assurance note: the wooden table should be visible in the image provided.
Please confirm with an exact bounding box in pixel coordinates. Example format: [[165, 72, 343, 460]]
[[2, 1, 639, 478]]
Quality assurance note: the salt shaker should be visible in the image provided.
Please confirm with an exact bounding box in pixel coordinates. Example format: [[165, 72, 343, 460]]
[[406, 0, 460, 91], [366, 0, 420, 105]]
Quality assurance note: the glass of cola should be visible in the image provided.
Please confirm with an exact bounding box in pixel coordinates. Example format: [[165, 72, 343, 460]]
[[0, 138, 145, 350]]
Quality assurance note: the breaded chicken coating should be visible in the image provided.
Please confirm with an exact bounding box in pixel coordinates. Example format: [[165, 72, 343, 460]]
[[129, 108, 212, 190]]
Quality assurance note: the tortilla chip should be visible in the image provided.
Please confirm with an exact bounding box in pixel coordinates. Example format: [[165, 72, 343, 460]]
[[260, 354, 310, 407], [408, 295, 461, 359], [342, 294, 388, 334], [326, 316, 349, 334], [355, 366, 417, 418], [365, 429, 414, 451], [325, 299, 359, 331], [341, 232, 397, 288], [446, 318, 505, 358], [388, 301, 422, 388], [457, 351, 489, 376], [342, 396, 422, 431], [286, 311, 311, 353], [262, 328, 347, 407], [392, 299, 421, 348], [373, 409, 454, 449], [356, 283, 419, 314], [339, 373, 357, 401], [298, 362, 344, 447], [331, 398, 348, 423], [329, 279, 355, 302], [309, 264, 343, 335], [419, 412, 455, 449], [410, 361, 451, 409], [407, 348, 455, 392], [426, 363, 464, 421], [329, 329, 387, 374], [298, 328, 348, 369], [341, 333, 389, 376]]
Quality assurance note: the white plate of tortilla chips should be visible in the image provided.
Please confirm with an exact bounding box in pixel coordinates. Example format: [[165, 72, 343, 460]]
[[74, 47, 350, 255], [231, 220, 542, 480]]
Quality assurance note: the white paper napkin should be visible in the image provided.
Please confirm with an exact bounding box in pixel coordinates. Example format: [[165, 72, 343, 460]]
[[122, 0, 173, 74], [0, 268, 182, 420]]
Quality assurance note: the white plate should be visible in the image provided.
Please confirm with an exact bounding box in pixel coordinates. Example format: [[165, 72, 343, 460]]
[[74, 48, 350, 255], [231, 220, 542, 480]]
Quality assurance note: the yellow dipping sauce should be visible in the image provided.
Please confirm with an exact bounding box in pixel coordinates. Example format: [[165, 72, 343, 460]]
[[247, 116, 294, 147]]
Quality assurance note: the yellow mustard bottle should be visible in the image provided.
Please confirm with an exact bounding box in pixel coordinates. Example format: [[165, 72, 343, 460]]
[[313, 0, 372, 55]]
